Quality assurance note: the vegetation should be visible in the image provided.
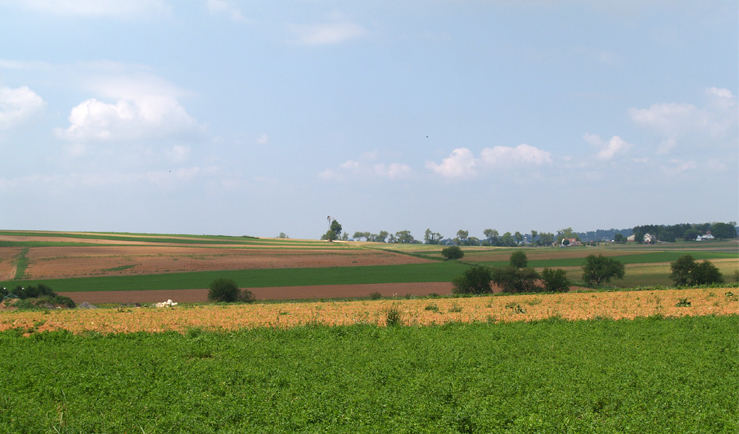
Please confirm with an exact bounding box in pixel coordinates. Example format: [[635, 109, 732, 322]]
[[207, 278, 254, 303], [670, 255, 724, 286], [541, 267, 571, 292], [491, 266, 540, 293], [582, 254, 626, 286], [0, 316, 735, 433], [0, 284, 75, 308], [452, 265, 492, 294], [441, 245, 464, 260], [509, 250, 528, 268]]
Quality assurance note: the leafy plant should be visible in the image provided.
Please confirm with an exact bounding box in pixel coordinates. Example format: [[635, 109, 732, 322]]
[[452, 266, 493, 294], [207, 278, 240, 302], [441, 246, 464, 260], [541, 268, 571, 292], [582, 254, 625, 286], [369, 291, 382, 300], [675, 298, 691, 307], [385, 305, 402, 326]]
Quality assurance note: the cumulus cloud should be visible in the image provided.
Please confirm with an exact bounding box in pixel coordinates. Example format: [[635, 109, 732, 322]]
[[583, 134, 633, 160], [319, 153, 412, 181], [289, 16, 368, 45], [426, 144, 552, 179], [55, 73, 204, 143], [0, 85, 46, 131], [12, 0, 169, 18], [628, 87, 737, 154], [206, 0, 247, 23]]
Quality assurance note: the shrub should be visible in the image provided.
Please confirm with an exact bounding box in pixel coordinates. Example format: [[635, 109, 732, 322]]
[[452, 266, 493, 294], [509, 251, 528, 269], [541, 268, 571, 292], [441, 246, 464, 260], [385, 305, 402, 326], [670, 255, 724, 286], [582, 254, 625, 286], [491, 266, 540, 294], [208, 278, 241, 302], [369, 291, 383, 300], [238, 289, 256, 303]]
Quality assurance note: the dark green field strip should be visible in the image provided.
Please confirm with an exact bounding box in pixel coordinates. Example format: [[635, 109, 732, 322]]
[[0, 315, 736, 433], [0, 262, 471, 292], [474, 251, 737, 268]]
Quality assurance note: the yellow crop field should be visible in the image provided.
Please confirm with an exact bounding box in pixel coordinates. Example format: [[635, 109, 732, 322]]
[[2, 287, 736, 335]]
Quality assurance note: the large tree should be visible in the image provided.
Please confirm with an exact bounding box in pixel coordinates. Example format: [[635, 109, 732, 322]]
[[452, 266, 492, 294], [582, 254, 625, 286], [670, 255, 724, 286]]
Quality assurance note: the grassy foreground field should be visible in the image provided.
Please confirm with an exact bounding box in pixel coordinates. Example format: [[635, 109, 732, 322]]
[[0, 314, 736, 433]]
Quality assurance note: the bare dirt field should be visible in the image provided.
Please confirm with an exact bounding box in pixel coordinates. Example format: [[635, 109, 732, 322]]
[[2, 287, 735, 334], [15, 246, 431, 280]]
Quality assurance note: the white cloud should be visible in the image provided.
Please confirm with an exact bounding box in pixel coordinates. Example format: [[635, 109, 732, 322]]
[[427, 144, 552, 179], [425, 148, 477, 178], [0, 85, 46, 131], [55, 73, 204, 143], [628, 87, 737, 154], [583, 134, 633, 160], [289, 18, 368, 45], [320, 153, 412, 181], [480, 144, 552, 166], [165, 145, 190, 163], [12, 0, 169, 18], [206, 0, 247, 23]]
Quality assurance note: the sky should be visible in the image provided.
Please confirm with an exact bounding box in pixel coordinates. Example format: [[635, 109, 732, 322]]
[[0, 0, 737, 240]]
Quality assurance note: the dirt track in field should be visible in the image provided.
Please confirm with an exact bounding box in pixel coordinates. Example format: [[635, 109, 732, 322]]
[[58, 282, 456, 304]]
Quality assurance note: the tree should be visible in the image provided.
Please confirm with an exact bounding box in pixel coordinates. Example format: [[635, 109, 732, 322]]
[[424, 228, 443, 244], [531, 230, 538, 245], [483, 229, 499, 245], [614, 233, 625, 244], [514, 231, 524, 245], [208, 278, 240, 302], [582, 254, 625, 286], [374, 231, 389, 243], [441, 245, 464, 260], [321, 230, 338, 241], [509, 251, 528, 268], [710, 222, 737, 239], [541, 268, 570, 292], [395, 230, 415, 244], [456, 230, 469, 245], [683, 228, 699, 241], [277, 232, 289, 239], [670, 255, 724, 286], [538, 232, 555, 246], [491, 266, 540, 293], [330, 219, 342, 237], [500, 232, 515, 247], [452, 266, 492, 294]]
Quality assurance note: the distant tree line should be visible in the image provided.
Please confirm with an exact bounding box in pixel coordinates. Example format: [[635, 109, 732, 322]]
[[327, 220, 736, 245], [632, 222, 737, 243]]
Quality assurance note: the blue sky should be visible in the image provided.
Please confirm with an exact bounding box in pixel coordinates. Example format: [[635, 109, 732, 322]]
[[0, 0, 736, 240]]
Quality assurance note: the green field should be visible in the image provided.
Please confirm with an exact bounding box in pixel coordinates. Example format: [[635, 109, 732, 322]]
[[0, 262, 470, 292], [0, 315, 735, 433]]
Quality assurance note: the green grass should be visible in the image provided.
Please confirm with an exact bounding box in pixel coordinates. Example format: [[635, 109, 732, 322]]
[[12, 248, 28, 280], [0, 261, 471, 292], [0, 315, 735, 433]]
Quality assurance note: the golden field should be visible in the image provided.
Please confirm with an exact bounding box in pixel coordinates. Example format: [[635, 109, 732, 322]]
[[1, 287, 736, 335]]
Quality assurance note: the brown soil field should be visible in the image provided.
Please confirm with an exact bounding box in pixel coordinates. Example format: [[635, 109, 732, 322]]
[[13, 246, 431, 279], [1, 288, 735, 334], [0, 247, 21, 280]]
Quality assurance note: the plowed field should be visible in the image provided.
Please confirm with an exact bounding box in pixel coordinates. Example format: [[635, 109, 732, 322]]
[[2, 287, 735, 334], [19, 246, 431, 279]]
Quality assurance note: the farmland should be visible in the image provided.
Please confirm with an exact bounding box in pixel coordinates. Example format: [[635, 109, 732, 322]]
[[1, 230, 738, 433], [0, 230, 737, 303]]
